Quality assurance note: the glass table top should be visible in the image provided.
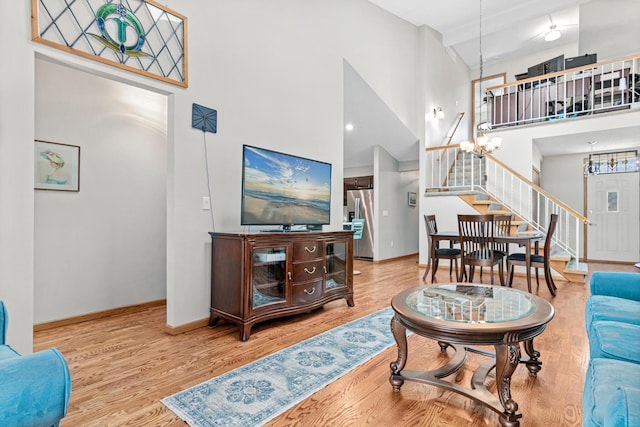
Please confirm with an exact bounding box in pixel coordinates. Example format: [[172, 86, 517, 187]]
[[405, 284, 535, 324]]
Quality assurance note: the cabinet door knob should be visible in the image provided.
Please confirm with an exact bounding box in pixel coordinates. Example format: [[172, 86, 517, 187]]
[[288, 272, 292, 280], [323, 266, 327, 274], [303, 287, 316, 295], [304, 266, 316, 274], [304, 245, 317, 253]]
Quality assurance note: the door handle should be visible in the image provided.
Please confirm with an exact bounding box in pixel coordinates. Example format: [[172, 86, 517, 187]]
[[304, 266, 316, 274]]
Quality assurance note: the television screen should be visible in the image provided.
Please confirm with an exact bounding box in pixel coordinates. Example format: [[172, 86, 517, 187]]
[[241, 145, 332, 227]]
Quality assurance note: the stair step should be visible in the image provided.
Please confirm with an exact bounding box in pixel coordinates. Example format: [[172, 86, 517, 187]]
[[487, 210, 511, 215], [472, 200, 492, 205], [550, 248, 571, 261], [565, 260, 588, 275]]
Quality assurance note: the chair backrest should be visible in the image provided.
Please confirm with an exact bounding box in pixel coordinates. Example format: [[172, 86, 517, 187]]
[[493, 214, 512, 252], [424, 214, 438, 253], [543, 214, 559, 259], [351, 218, 365, 240], [458, 214, 495, 261]]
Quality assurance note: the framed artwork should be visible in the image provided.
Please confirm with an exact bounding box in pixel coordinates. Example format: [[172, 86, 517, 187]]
[[408, 192, 417, 207], [35, 140, 80, 192], [471, 72, 506, 141]]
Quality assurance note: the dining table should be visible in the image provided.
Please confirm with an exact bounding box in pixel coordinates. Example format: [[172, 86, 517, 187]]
[[430, 229, 545, 292]]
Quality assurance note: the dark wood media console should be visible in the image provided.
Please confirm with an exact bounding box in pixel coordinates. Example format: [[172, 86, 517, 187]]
[[208, 230, 355, 341]]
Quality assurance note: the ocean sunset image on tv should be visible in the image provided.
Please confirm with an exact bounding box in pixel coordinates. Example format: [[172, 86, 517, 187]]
[[241, 145, 332, 228]]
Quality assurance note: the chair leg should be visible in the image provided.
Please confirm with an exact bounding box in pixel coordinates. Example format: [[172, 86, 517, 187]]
[[454, 258, 460, 282], [544, 264, 557, 297], [498, 262, 505, 286], [535, 268, 540, 290], [468, 266, 475, 283], [432, 259, 439, 282], [507, 264, 515, 287], [422, 259, 431, 281], [489, 266, 495, 285]]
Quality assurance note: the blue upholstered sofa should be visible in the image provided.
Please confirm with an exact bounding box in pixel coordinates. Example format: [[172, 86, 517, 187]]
[[583, 272, 640, 427], [0, 300, 72, 427]]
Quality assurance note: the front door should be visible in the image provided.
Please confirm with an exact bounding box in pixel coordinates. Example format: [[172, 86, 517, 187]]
[[586, 172, 640, 262]]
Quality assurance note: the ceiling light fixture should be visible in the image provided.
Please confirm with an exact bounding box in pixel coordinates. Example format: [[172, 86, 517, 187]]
[[459, 0, 502, 158], [584, 140, 599, 176], [544, 25, 561, 42], [433, 107, 444, 120], [345, 123, 354, 131]]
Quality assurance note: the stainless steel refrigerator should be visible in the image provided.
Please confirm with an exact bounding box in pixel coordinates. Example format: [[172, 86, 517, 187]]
[[347, 189, 374, 260]]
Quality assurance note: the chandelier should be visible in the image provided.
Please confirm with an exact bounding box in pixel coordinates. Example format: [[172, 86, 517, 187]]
[[460, 0, 502, 158]]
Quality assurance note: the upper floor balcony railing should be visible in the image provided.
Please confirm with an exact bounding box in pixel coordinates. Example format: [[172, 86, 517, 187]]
[[487, 53, 640, 128]]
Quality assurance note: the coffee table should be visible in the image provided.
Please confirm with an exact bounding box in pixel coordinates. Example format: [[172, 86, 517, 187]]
[[389, 284, 554, 427]]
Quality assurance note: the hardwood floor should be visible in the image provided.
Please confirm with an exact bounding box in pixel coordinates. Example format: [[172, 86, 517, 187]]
[[34, 257, 637, 426]]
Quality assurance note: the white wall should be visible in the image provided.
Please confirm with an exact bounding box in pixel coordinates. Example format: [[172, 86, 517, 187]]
[[0, 2, 35, 353], [344, 166, 374, 178], [418, 25, 472, 267], [374, 146, 419, 260], [1, 0, 423, 348], [482, 42, 578, 84], [34, 59, 167, 323], [580, 0, 640, 61]]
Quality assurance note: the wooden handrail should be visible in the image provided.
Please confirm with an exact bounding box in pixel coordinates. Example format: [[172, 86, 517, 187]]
[[436, 112, 465, 161], [487, 52, 640, 92], [485, 153, 590, 224]]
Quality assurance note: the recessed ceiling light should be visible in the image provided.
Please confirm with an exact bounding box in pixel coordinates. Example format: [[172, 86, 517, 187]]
[[345, 123, 354, 131]]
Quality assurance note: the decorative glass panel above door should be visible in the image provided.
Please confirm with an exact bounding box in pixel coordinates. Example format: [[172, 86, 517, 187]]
[[32, 0, 187, 87]]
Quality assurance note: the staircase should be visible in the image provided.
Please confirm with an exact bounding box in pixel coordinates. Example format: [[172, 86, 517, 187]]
[[425, 144, 589, 284]]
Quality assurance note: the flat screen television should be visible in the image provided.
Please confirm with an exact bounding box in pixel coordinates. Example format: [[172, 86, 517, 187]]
[[527, 54, 565, 79], [241, 145, 332, 230]]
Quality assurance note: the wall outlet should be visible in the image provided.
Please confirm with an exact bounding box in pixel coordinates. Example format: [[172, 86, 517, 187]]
[[202, 196, 211, 210], [382, 210, 389, 217]]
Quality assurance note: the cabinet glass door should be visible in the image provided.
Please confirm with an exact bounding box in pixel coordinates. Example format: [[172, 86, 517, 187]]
[[252, 247, 287, 309], [325, 241, 347, 290]]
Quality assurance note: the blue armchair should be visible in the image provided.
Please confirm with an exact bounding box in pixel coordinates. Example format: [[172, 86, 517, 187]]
[[583, 272, 640, 427], [0, 300, 72, 427]]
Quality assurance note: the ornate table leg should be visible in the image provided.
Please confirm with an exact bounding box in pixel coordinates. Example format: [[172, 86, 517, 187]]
[[522, 339, 542, 377], [494, 340, 523, 427], [389, 314, 407, 391]]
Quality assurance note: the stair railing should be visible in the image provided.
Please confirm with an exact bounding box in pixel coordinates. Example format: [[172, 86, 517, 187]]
[[425, 144, 588, 260], [426, 144, 484, 192], [482, 153, 588, 260], [487, 53, 640, 128]]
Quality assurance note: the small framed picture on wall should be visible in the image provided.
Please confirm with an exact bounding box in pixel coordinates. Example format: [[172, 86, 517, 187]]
[[34, 140, 80, 192], [408, 191, 417, 207]]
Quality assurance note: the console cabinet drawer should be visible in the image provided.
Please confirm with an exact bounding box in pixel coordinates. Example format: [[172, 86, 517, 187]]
[[293, 241, 321, 260], [292, 260, 323, 282], [292, 280, 323, 304]]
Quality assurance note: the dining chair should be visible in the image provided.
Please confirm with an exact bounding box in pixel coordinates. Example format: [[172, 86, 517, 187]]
[[422, 215, 461, 282], [457, 214, 505, 286], [506, 213, 558, 296], [493, 214, 512, 272]]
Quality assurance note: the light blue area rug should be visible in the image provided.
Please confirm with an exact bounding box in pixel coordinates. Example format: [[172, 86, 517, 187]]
[[162, 307, 396, 427]]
